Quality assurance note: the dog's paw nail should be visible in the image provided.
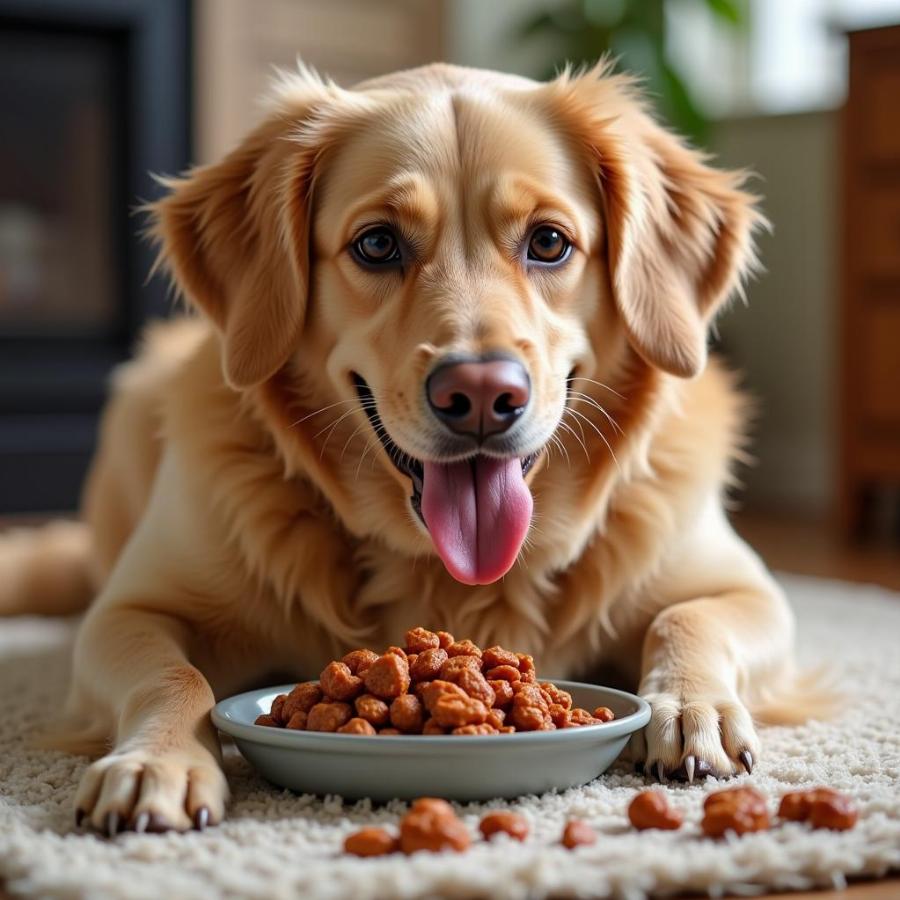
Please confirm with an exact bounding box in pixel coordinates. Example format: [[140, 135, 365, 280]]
[[739, 749, 754, 773], [146, 813, 174, 833], [75, 808, 85, 828], [194, 807, 210, 832], [105, 811, 121, 838], [134, 812, 150, 834], [684, 754, 696, 784], [656, 760, 666, 783]]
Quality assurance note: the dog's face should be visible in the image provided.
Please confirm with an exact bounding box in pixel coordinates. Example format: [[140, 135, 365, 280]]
[[155, 64, 760, 586]]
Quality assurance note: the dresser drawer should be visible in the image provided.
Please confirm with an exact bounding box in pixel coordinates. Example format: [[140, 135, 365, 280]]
[[859, 304, 900, 427], [854, 188, 900, 279]]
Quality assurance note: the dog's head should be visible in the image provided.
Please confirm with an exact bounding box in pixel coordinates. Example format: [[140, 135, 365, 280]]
[[153, 62, 761, 586]]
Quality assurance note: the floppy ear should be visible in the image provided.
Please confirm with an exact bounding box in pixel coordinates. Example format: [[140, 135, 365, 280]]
[[150, 77, 328, 389], [551, 67, 765, 378]]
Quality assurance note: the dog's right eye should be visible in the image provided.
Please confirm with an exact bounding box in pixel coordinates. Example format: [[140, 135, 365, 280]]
[[353, 227, 401, 266]]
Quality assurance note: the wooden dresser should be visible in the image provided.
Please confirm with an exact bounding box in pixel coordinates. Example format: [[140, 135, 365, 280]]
[[840, 24, 900, 536]]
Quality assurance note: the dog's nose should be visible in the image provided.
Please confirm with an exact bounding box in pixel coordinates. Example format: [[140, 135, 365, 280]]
[[426, 356, 530, 439]]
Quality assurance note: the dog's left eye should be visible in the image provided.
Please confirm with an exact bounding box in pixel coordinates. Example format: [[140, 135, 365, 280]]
[[527, 226, 571, 264], [353, 226, 401, 266]]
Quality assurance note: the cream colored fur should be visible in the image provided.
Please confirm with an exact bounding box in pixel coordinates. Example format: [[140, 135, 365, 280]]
[[0, 62, 808, 833]]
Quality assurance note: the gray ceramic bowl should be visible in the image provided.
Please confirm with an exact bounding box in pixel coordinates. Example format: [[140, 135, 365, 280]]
[[212, 681, 650, 802]]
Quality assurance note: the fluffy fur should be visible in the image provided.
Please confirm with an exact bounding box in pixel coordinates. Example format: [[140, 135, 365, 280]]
[[0, 62, 808, 833]]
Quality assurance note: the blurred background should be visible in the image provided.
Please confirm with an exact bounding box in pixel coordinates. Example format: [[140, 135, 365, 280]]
[[0, 0, 898, 586]]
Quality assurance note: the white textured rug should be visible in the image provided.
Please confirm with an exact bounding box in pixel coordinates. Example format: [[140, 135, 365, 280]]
[[1, 573, 899, 900]]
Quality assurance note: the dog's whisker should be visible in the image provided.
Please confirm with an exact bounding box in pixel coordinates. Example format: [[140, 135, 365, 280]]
[[289, 397, 359, 428], [558, 417, 590, 464], [339, 421, 371, 464], [567, 406, 622, 473], [568, 375, 626, 401], [567, 390, 625, 437]]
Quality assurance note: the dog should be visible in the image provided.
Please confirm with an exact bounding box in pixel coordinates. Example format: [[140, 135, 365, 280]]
[[0, 61, 813, 834]]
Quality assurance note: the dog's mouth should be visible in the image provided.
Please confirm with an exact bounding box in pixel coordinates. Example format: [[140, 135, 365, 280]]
[[353, 374, 539, 586]]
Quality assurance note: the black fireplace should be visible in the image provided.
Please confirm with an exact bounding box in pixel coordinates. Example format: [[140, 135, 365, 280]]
[[0, 0, 191, 513]]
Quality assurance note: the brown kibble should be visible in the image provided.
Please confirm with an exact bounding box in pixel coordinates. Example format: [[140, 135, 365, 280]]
[[431, 692, 489, 728], [320, 661, 364, 702], [447, 666, 496, 707], [337, 717, 377, 735], [355, 693, 390, 727], [540, 682, 573, 710], [363, 653, 411, 699], [410, 647, 448, 682], [436, 631, 455, 649], [285, 710, 308, 730], [390, 694, 425, 733], [406, 653, 418, 671], [342, 648, 379, 676], [702, 786, 770, 838], [254, 714, 279, 727], [510, 690, 551, 731], [405, 627, 440, 653], [592, 706, 615, 722], [567, 708, 601, 727], [628, 791, 683, 831], [400, 802, 470, 854], [809, 792, 858, 830], [344, 826, 398, 857], [486, 708, 506, 729], [410, 798, 456, 818], [306, 701, 352, 732], [422, 718, 447, 735], [446, 640, 482, 659], [480, 811, 529, 842], [440, 654, 483, 681], [282, 681, 323, 720], [485, 665, 521, 683], [779, 788, 857, 831], [270, 693, 288, 723], [489, 680, 515, 708], [482, 646, 520, 669], [451, 723, 498, 735], [562, 819, 597, 849], [379, 727, 401, 735], [385, 646, 407, 660], [548, 703, 569, 728], [419, 679, 467, 712], [516, 653, 536, 682]]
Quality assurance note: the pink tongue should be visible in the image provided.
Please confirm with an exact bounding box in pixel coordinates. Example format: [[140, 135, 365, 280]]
[[421, 457, 533, 585]]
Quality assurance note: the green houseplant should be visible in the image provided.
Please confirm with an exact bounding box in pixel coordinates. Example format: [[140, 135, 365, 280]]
[[515, 0, 746, 144]]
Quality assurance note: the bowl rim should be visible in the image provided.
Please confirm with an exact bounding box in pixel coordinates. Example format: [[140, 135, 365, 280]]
[[212, 680, 650, 752]]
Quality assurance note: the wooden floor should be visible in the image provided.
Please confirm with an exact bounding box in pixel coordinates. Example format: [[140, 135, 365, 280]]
[[732, 509, 900, 592], [1, 511, 897, 899]]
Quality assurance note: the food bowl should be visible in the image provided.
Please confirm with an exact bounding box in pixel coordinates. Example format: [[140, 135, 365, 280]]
[[212, 681, 650, 801]]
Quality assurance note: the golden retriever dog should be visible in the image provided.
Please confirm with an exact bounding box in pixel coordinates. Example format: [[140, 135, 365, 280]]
[[0, 61, 808, 835]]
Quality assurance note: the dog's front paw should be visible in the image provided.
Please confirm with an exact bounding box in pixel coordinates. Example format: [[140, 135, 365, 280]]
[[74, 745, 228, 835], [632, 690, 760, 783]]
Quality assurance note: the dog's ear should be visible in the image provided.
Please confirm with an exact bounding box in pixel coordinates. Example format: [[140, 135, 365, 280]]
[[150, 74, 330, 389], [551, 67, 765, 378]]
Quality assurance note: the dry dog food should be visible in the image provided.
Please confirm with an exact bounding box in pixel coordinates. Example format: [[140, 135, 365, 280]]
[[778, 788, 858, 831], [701, 786, 771, 838], [400, 797, 471, 854], [479, 811, 529, 842], [628, 790, 683, 831], [343, 826, 399, 857], [254, 626, 615, 735], [561, 819, 598, 849]]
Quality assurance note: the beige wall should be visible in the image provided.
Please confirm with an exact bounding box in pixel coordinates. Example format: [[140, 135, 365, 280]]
[[713, 111, 838, 515]]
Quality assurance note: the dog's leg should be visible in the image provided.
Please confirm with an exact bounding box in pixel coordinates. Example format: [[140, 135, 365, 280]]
[[634, 581, 793, 781], [70, 605, 228, 834]]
